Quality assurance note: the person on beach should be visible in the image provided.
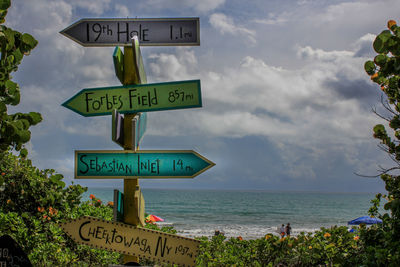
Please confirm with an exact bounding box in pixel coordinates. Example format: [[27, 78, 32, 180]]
[[280, 224, 286, 237], [285, 223, 292, 237]]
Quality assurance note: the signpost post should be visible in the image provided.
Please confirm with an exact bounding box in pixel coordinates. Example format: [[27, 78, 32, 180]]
[[60, 216, 200, 267], [121, 41, 143, 264]]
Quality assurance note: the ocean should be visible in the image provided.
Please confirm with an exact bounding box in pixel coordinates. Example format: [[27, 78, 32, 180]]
[[83, 188, 379, 240]]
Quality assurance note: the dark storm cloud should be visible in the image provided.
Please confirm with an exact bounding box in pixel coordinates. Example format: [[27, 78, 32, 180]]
[[324, 75, 380, 108]]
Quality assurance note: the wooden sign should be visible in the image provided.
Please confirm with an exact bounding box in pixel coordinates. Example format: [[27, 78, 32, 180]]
[[132, 35, 147, 84], [134, 188, 145, 226], [113, 36, 147, 86], [113, 188, 145, 225], [0, 235, 32, 267], [112, 110, 125, 148], [112, 111, 146, 150], [113, 46, 124, 84], [60, 18, 200, 47], [75, 150, 215, 179], [62, 80, 202, 117], [113, 189, 124, 222], [60, 216, 200, 266], [134, 112, 147, 149]]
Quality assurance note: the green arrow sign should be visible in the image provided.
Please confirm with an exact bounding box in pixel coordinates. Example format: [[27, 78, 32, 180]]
[[62, 80, 201, 117], [75, 150, 215, 179]]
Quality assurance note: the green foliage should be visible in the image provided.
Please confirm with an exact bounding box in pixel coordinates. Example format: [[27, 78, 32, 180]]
[[196, 226, 362, 266], [0, 150, 122, 266], [362, 19, 400, 266], [0, 2, 42, 154]]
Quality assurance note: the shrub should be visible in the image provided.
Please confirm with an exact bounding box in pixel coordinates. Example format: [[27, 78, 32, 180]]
[[0, 150, 121, 266]]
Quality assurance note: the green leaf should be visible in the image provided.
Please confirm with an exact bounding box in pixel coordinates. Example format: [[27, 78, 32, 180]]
[[373, 30, 392, 54], [4, 28, 14, 50], [0, 0, 10, 10], [373, 124, 386, 134], [18, 130, 30, 143], [9, 89, 20, 105], [28, 112, 42, 125], [0, 10, 7, 24], [5, 80, 17, 95], [20, 148, 28, 158], [52, 174, 63, 181], [13, 48, 23, 62], [21, 33, 38, 49], [6, 54, 14, 64], [374, 55, 387, 67], [364, 61, 376, 75], [0, 101, 6, 113]]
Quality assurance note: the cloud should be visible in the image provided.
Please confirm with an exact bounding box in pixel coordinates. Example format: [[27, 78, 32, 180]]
[[186, 0, 226, 13], [147, 48, 198, 82], [209, 13, 256, 44], [353, 33, 376, 57], [140, 34, 383, 183], [70, 0, 112, 15], [4, 0, 390, 190], [253, 12, 289, 25], [137, 0, 226, 13], [304, 0, 400, 36], [115, 4, 130, 17]]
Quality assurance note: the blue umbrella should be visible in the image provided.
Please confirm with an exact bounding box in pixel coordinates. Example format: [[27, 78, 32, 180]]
[[348, 216, 382, 225]]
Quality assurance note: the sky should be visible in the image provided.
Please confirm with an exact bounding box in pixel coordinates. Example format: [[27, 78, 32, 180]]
[[5, 0, 400, 192]]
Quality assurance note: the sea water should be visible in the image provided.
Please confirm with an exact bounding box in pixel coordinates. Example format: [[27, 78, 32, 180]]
[[83, 188, 379, 239]]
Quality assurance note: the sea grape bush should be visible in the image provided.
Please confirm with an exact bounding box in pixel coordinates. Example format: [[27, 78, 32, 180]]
[[363, 19, 400, 265], [0, 0, 42, 156], [0, 150, 122, 265], [196, 226, 363, 266]]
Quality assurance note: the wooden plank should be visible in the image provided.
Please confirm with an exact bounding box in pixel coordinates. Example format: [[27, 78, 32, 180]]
[[60, 216, 200, 267]]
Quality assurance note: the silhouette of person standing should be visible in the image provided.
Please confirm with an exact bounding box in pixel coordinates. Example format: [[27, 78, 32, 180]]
[[286, 223, 292, 237]]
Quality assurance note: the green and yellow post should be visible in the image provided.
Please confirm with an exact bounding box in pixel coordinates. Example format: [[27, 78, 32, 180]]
[[120, 37, 146, 265]]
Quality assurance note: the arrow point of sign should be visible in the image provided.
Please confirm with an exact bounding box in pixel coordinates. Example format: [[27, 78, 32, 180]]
[[60, 19, 86, 46], [62, 95, 88, 117], [191, 150, 215, 177]]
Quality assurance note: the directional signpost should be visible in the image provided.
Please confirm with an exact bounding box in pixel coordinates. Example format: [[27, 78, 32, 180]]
[[61, 16, 213, 266], [60, 18, 200, 47], [62, 79, 202, 116], [75, 150, 215, 179], [60, 216, 200, 267]]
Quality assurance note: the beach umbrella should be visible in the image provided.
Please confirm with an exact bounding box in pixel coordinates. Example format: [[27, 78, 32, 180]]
[[348, 216, 382, 225], [145, 214, 164, 223]]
